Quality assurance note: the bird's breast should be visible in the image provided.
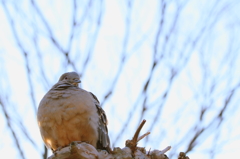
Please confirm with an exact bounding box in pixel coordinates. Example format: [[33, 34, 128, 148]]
[[37, 88, 99, 150]]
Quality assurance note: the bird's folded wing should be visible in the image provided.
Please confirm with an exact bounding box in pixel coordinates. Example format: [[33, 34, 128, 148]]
[[89, 92, 110, 150]]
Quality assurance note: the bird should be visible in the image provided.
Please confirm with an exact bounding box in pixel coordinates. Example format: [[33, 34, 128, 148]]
[[37, 72, 111, 153]]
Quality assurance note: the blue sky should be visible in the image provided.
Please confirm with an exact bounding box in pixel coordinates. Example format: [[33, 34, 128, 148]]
[[0, 0, 240, 159]]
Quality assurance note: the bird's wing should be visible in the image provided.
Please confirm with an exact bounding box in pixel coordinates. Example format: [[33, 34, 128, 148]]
[[89, 92, 111, 152]]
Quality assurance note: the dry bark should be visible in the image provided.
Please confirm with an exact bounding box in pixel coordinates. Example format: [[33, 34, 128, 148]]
[[47, 120, 189, 159]]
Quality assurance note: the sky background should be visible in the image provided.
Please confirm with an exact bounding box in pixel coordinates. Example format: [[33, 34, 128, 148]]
[[0, 0, 240, 159]]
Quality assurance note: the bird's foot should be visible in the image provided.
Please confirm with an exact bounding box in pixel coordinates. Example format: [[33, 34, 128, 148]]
[[70, 141, 87, 145], [52, 146, 64, 156]]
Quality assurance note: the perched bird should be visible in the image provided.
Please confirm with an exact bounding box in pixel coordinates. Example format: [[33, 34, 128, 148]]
[[37, 72, 111, 153]]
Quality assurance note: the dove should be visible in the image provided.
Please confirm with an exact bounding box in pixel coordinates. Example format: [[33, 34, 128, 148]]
[[37, 72, 111, 153]]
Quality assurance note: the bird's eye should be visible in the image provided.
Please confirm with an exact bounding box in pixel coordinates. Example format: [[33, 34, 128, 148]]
[[65, 77, 68, 79]]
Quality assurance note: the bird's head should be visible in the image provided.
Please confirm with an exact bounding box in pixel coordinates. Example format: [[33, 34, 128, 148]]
[[59, 72, 81, 87]]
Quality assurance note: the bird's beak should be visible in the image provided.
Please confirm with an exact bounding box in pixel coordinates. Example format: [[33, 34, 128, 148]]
[[75, 79, 81, 83]]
